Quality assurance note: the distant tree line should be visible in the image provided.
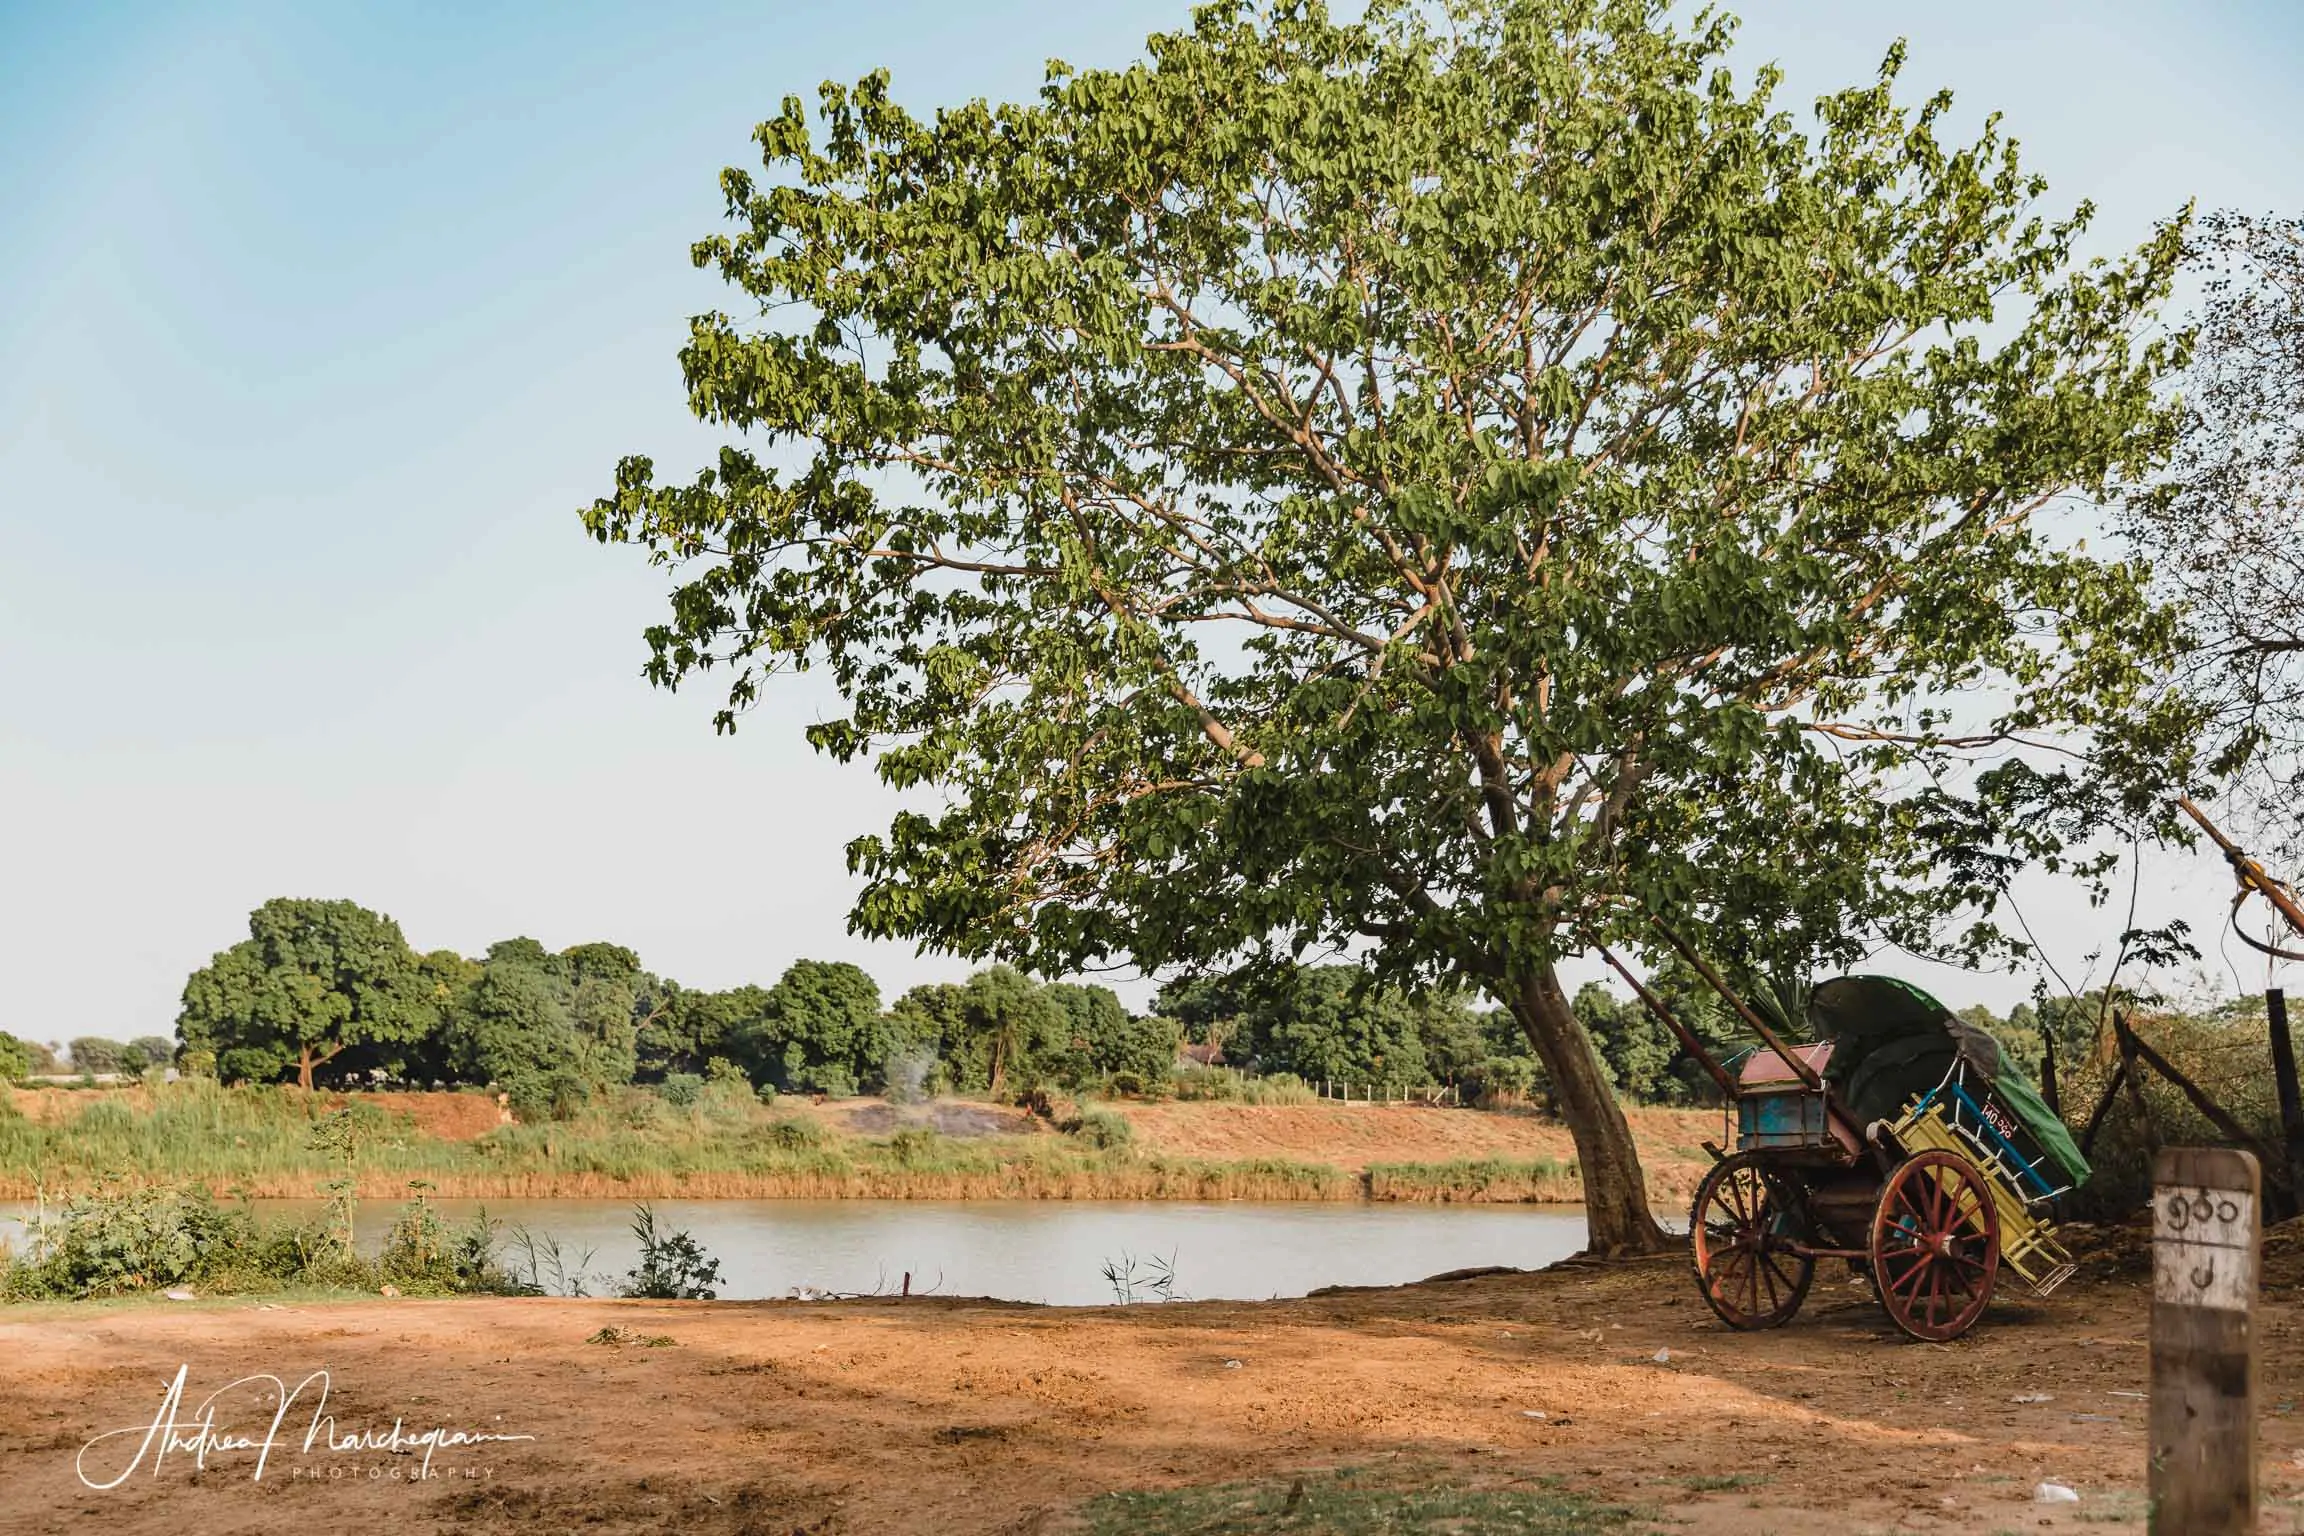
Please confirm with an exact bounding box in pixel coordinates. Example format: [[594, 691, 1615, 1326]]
[[0, 894, 2098, 1117]]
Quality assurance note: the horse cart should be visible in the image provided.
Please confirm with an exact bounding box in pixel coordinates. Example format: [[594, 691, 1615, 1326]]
[[1644, 969, 2091, 1342]]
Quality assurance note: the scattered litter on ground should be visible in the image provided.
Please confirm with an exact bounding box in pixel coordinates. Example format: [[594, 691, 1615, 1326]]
[[2034, 1482, 2080, 1504], [162, 1289, 195, 1301], [2011, 1392, 2052, 1403]]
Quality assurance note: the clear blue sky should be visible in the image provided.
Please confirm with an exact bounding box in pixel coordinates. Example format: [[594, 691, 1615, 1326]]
[[3, 1, 2300, 1044]]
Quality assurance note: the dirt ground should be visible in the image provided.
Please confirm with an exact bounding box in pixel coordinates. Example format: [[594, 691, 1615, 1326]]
[[7, 1224, 2304, 1535]]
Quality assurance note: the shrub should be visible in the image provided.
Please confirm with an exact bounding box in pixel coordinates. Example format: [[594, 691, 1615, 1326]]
[[660, 1073, 704, 1108], [1065, 1108, 1135, 1151], [616, 1204, 721, 1300], [1461, 1056, 1546, 1109], [755, 1117, 827, 1151], [379, 1188, 505, 1294], [3, 1185, 254, 1299], [791, 1063, 857, 1099], [884, 1126, 945, 1166], [504, 1066, 591, 1123], [1172, 1068, 1318, 1105]]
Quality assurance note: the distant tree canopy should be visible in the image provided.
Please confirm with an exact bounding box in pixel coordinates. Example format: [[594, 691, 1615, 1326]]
[[177, 899, 442, 1090], [583, 0, 2201, 1251], [152, 895, 2095, 1133], [66, 1037, 131, 1076]]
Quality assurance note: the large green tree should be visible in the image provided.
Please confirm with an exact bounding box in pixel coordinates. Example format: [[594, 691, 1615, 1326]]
[[585, 1, 2195, 1249], [739, 958, 888, 1095], [177, 898, 440, 1090]]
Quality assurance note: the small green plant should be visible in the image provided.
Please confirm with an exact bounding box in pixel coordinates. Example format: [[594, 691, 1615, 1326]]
[[1099, 1248, 1180, 1304], [502, 1226, 596, 1297], [379, 1185, 505, 1294], [587, 1325, 676, 1347], [616, 1204, 722, 1300], [659, 1073, 704, 1108]]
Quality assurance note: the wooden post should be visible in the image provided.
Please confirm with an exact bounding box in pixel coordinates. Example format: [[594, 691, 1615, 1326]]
[[2150, 1146, 2259, 1535]]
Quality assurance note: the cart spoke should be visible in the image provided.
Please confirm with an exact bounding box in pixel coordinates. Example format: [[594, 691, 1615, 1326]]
[[1760, 1253, 1800, 1297]]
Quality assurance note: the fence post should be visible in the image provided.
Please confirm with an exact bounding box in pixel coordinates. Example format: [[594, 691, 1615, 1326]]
[[2150, 1146, 2259, 1535]]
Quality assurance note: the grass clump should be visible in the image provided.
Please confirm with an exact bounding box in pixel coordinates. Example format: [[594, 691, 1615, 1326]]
[[1064, 1107, 1136, 1151], [1170, 1069, 1317, 1106], [1080, 1466, 1634, 1534], [1363, 1156, 1579, 1203]]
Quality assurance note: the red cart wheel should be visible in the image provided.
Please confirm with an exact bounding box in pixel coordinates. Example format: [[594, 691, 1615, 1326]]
[[1870, 1149, 1999, 1342], [1690, 1153, 1815, 1329]]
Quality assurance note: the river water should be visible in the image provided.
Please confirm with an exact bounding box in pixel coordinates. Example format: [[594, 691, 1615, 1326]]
[[0, 1199, 1589, 1306]]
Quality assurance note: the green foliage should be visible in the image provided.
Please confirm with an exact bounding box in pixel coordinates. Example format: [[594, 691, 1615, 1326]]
[[733, 959, 886, 1095], [755, 1115, 827, 1151], [1460, 1055, 1546, 1109], [584, 0, 2200, 1247], [1065, 1106, 1136, 1151], [0, 1032, 32, 1083], [1081, 1465, 1632, 1535], [378, 1188, 506, 1294], [178, 899, 442, 1090], [1169, 1067, 1317, 1105], [946, 965, 1065, 1095], [660, 1072, 704, 1107], [617, 1203, 722, 1300], [0, 1182, 512, 1301], [126, 1037, 177, 1072], [67, 1038, 132, 1076]]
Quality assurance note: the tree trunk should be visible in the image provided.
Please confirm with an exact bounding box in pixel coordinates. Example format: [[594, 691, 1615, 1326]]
[[298, 1049, 316, 1093], [1509, 966, 1671, 1254]]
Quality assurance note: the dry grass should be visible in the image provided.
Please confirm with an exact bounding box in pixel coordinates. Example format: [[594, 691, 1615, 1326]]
[[0, 1080, 1717, 1207]]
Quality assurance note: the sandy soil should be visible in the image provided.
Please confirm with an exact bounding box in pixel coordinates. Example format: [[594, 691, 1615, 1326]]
[[7, 1225, 2303, 1534]]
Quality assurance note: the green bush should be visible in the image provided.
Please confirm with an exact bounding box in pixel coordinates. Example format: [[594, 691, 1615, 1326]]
[[884, 1126, 945, 1166], [2, 1185, 254, 1299], [1065, 1108, 1136, 1151], [660, 1073, 704, 1108], [0, 1182, 519, 1302], [755, 1117, 827, 1151], [616, 1204, 721, 1300], [504, 1066, 591, 1122], [378, 1189, 504, 1294], [1461, 1056, 1546, 1108]]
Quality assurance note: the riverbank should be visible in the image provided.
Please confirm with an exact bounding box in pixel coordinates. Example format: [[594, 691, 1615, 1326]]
[[3, 1222, 2292, 1534], [0, 1083, 1720, 1206]]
